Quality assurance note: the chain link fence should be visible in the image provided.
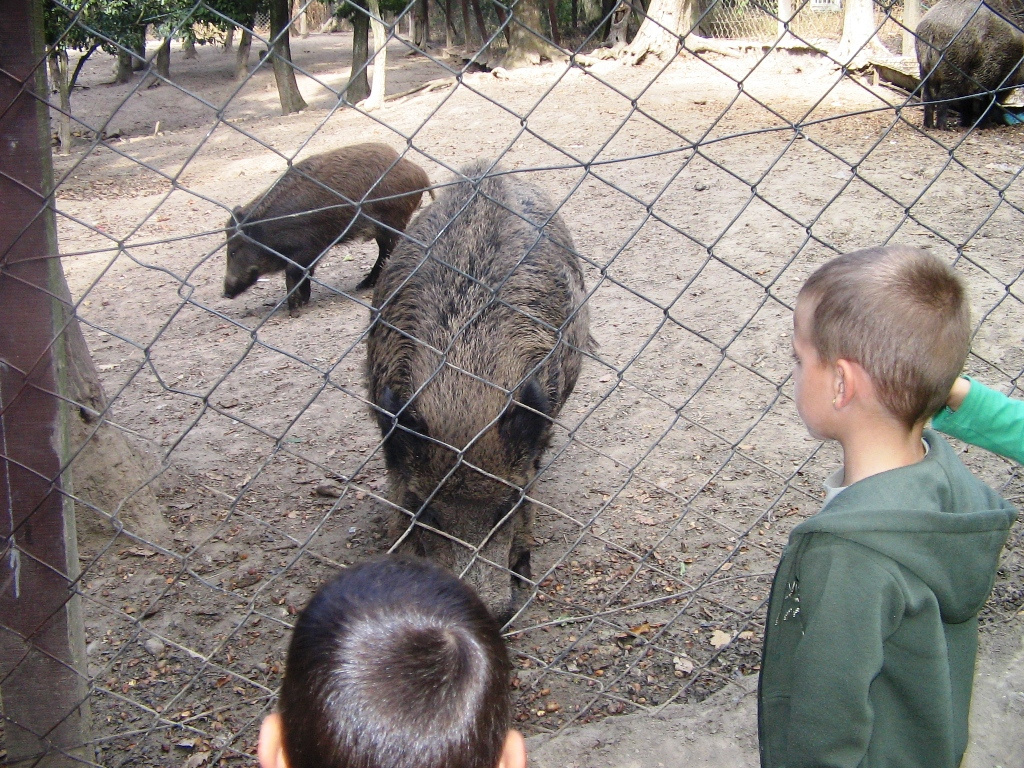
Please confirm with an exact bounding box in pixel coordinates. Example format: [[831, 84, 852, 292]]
[[3, 0, 1023, 764]]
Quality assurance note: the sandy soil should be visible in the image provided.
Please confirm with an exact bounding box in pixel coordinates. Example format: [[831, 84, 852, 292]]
[[44, 29, 1024, 767]]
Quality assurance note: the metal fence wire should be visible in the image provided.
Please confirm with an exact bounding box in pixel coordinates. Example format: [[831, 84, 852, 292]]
[[2, 0, 1023, 764]]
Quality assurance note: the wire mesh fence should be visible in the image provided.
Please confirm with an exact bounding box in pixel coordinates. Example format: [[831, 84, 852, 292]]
[[3, 0, 1024, 764]]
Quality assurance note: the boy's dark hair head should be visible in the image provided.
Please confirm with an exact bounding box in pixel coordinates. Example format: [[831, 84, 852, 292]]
[[278, 555, 512, 768], [798, 245, 971, 426]]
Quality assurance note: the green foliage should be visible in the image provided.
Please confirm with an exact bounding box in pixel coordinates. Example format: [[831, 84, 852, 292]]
[[44, 0, 253, 58], [198, 0, 263, 31], [45, 0, 180, 56]]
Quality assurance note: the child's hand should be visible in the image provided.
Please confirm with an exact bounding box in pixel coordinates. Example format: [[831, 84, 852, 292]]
[[946, 377, 971, 412]]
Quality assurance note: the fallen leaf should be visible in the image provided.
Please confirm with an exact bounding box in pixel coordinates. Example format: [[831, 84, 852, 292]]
[[709, 630, 734, 649], [183, 751, 211, 768], [673, 656, 694, 674], [123, 548, 156, 558]]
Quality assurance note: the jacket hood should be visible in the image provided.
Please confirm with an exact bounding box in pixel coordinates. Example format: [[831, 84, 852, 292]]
[[793, 431, 1017, 624]]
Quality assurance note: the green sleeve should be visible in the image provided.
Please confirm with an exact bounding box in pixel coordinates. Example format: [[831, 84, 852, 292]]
[[784, 539, 905, 768], [932, 377, 1024, 465]]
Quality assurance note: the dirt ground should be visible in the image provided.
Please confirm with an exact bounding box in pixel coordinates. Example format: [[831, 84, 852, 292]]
[[44, 28, 1024, 767]]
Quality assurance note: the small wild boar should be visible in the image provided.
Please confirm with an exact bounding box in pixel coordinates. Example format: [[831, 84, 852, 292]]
[[223, 143, 430, 312], [366, 160, 593, 622], [917, 0, 1024, 128]]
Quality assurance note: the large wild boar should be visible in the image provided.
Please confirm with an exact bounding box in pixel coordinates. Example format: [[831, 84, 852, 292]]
[[223, 143, 430, 312], [916, 0, 1024, 128], [366, 161, 593, 621]]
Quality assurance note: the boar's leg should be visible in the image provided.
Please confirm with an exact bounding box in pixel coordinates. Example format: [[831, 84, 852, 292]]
[[510, 501, 534, 585], [356, 229, 397, 290], [284, 263, 313, 313], [922, 83, 935, 129]]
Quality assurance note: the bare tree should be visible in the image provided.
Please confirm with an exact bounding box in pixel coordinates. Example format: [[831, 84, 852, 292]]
[[361, 0, 388, 110], [146, 35, 172, 86], [346, 0, 371, 103], [622, 0, 746, 62], [625, 0, 695, 60], [235, 26, 253, 79], [294, 0, 310, 37], [183, 29, 198, 58], [605, 0, 631, 46], [503, 0, 562, 67], [833, 0, 890, 66], [413, 0, 430, 47], [269, 0, 307, 113]]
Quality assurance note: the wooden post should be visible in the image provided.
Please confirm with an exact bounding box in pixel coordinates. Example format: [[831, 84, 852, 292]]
[[0, 1, 93, 765], [778, 0, 795, 44], [903, 0, 921, 59]]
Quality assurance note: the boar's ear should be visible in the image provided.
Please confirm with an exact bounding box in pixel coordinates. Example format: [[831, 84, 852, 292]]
[[501, 377, 550, 456], [226, 207, 244, 234], [375, 387, 428, 467]]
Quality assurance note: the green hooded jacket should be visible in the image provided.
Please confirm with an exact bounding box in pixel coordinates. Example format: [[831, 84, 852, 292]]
[[758, 430, 1016, 768]]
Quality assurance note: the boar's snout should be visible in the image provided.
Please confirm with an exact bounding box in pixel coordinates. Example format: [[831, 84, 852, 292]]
[[223, 267, 258, 300]]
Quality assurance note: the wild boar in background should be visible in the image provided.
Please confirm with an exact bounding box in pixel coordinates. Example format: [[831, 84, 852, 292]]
[[916, 0, 1024, 128], [366, 160, 593, 622], [223, 143, 430, 313]]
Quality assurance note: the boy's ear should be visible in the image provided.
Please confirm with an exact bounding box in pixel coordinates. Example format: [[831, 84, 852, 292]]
[[258, 713, 289, 768], [834, 358, 873, 410], [498, 729, 526, 768]]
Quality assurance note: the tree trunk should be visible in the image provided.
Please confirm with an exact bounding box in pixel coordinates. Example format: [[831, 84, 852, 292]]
[[472, 0, 489, 46], [347, 4, 371, 103], [493, 1, 512, 44], [114, 48, 134, 83], [605, 0, 631, 46], [133, 28, 147, 70], [2, 6, 168, 761], [833, 0, 890, 66], [156, 36, 171, 78], [462, 0, 474, 46], [415, 0, 429, 47], [546, 0, 561, 45], [269, 0, 308, 113], [361, 0, 388, 109], [624, 0, 695, 61], [2, 6, 93, 760], [294, 0, 310, 37], [224, 26, 235, 51], [48, 49, 72, 155], [143, 35, 171, 87], [445, 0, 456, 47], [503, 0, 562, 66], [235, 27, 253, 79], [580, 0, 601, 25]]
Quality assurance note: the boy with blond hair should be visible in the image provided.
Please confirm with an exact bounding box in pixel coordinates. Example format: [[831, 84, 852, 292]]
[[758, 245, 1016, 768]]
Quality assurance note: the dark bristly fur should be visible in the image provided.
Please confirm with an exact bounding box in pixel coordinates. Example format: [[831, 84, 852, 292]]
[[223, 143, 430, 312], [916, 0, 1024, 129], [365, 161, 593, 622]]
